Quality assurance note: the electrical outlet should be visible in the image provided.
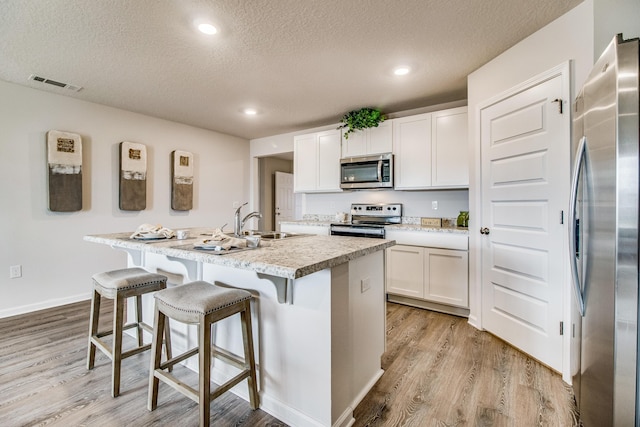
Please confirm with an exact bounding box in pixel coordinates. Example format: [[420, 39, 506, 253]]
[[432, 201, 438, 210], [361, 278, 371, 293], [9, 265, 22, 279]]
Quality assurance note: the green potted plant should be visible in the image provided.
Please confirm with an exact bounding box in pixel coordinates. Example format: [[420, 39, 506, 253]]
[[338, 107, 386, 139]]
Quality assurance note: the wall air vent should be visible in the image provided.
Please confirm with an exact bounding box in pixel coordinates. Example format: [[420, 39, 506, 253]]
[[28, 74, 82, 92]]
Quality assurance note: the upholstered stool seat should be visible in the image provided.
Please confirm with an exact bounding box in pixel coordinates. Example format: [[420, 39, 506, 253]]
[[148, 281, 259, 427], [87, 267, 171, 397]]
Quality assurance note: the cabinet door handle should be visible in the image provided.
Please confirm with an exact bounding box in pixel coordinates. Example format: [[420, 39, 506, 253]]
[[480, 227, 490, 235]]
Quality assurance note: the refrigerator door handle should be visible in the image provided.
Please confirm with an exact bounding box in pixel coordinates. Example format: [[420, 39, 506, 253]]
[[569, 136, 587, 316]]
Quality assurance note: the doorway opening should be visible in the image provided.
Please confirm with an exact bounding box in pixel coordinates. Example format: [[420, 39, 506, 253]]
[[257, 153, 300, 231]]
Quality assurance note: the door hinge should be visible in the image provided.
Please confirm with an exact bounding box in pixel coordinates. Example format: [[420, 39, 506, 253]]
[[560, 321, 564, 335], [560, 210, 564, 224]]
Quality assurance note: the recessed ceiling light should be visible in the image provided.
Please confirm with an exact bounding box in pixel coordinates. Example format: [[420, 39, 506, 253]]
[[197, 23, 218, 35], [393, 66, 411, 76], [243, 108, 258, 116]]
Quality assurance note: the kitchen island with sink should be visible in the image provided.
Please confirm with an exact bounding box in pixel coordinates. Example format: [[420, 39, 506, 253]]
[[84, 228, 395, 427]]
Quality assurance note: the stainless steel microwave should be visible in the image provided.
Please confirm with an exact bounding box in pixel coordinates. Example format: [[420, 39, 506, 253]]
[[340, 153, 393, 189]]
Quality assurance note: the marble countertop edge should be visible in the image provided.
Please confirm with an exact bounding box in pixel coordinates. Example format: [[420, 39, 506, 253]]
[[84, 232, 394, 280]]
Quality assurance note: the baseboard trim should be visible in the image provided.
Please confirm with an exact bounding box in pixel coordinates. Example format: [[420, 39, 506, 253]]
[[386, 294, 470, 318], [0, 293, 91, 319]]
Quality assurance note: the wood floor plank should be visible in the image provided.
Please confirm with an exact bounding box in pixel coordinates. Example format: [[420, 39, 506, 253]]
[[353, 305, 579, 427], [0, 300, 579, 426]]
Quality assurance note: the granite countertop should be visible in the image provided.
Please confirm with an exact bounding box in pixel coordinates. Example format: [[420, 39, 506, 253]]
[[84, 228, 395, 280], [280, 220, 469, 235], [385, 224, 469, 235]]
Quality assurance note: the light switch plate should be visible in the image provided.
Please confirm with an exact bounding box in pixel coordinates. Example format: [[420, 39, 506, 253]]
[[421, 217, 442, 227]]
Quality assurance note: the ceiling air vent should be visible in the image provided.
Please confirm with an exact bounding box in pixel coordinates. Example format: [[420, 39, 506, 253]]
[[28, 74, 82, 92]]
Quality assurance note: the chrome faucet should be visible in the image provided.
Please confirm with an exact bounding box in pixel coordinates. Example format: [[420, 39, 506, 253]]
[[234, 202, 262, 236]]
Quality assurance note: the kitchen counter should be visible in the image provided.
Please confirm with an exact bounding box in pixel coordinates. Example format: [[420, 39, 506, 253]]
[[279, 220, 469, 234], [84, 227, 392, 427], [84, 227, 394, 280]]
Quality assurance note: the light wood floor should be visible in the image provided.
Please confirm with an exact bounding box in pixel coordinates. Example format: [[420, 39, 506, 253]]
[[0, 300, 579, 426], [354, 303, 580, 427]]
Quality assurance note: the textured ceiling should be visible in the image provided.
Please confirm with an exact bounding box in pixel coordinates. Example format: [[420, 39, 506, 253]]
[[0, 0, 582, 140]]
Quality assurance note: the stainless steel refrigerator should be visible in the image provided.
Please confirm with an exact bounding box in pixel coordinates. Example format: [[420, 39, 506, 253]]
[[570, 34, 639, 426]]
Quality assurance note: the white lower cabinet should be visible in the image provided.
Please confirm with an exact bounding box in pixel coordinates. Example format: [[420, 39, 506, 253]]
[[386, 244, 469, 309], [386, 244, 424, 298], [424, 247, 468, 307]]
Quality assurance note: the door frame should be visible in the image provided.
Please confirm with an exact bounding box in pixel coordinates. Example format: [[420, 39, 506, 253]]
[[470, 61, 572, 382]]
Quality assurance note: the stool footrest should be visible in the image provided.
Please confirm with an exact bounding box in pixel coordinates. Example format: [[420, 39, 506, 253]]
[[121, 343, 152, 359], [90, 336, 113, 360], [160, 347, 199, 370], [94, 321, 153, 340], [154, 369, 199, 403], [153, 367, 252, 405], [212, 345, 246, 371], [209, 369, 252, 403]]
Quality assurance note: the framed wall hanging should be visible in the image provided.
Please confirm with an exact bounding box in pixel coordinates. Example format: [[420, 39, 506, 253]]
[[171, 150, 194, 211], [47, 130, 82, 212], [119, 141, 147, 211]]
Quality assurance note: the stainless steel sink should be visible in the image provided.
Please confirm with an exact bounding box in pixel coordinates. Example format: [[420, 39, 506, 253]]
[[259, 231, 312, 239], [240, 230, 263, 236], [201, 230, 311, 239], [260, 232, 290, 239]]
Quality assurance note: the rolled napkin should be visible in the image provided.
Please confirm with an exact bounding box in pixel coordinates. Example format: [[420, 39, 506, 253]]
[[196, 228, 247, 250], [130, 223, 175, 239]]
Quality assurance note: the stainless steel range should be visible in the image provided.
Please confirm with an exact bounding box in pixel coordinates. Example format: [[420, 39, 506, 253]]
[[330, 203, 402, 239]]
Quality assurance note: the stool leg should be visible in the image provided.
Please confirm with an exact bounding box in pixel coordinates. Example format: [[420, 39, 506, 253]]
[[112, 294, 125, 398], [135, 294, 144, 347], [87, 289, 101, 370], [163, 316, 173, 373], [148, 305, 165, 411], [199, 320, 211, 427], [240, 300, 259, 409]]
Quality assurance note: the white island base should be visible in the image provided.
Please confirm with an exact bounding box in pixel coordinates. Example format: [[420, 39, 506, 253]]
[[128, 249, 385, 427]]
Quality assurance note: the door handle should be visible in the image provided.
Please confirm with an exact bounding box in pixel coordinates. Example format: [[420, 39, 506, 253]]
[[569, 136, 587, 316], [480, 227, 490, 235]]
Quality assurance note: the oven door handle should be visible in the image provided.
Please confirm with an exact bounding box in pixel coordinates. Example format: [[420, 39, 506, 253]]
[[377, 160, 383, 182]]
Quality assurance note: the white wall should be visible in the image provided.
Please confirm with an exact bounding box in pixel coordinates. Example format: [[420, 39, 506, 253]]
[[594, 0, 640, 58], [467, 0, 594, 381], [0, 80, 250, 318], [302, 189, 468, 220]]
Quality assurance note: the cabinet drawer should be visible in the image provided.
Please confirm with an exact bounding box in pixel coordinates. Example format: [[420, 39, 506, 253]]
[[385, 230, 468, 250]]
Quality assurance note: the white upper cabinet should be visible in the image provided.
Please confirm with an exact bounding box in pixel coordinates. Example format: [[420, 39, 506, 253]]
[[431, 106, 469, 187], [393, 113, 432, 189], [341, 120, 393, 158], [294, 129, 342, 193], [393, 106, 468, 190]]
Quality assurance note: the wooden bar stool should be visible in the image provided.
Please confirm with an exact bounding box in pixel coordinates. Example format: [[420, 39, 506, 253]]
[[148, 281, 259, 427], [87, 267, 171, 397]]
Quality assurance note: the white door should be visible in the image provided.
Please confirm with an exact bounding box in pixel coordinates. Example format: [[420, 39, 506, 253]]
[[480, 64, 569, 372], [275, 171, 294, 231]]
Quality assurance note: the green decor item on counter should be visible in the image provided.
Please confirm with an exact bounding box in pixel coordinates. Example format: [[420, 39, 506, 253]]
[[457, 211, 469, 227], [337, 107, 385, 139]]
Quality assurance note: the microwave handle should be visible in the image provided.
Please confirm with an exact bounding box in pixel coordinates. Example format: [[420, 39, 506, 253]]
[[377, 160, 383, 182]]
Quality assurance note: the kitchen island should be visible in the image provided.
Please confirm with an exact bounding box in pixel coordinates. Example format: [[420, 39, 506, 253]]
[[84, 229, 394, 427]]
